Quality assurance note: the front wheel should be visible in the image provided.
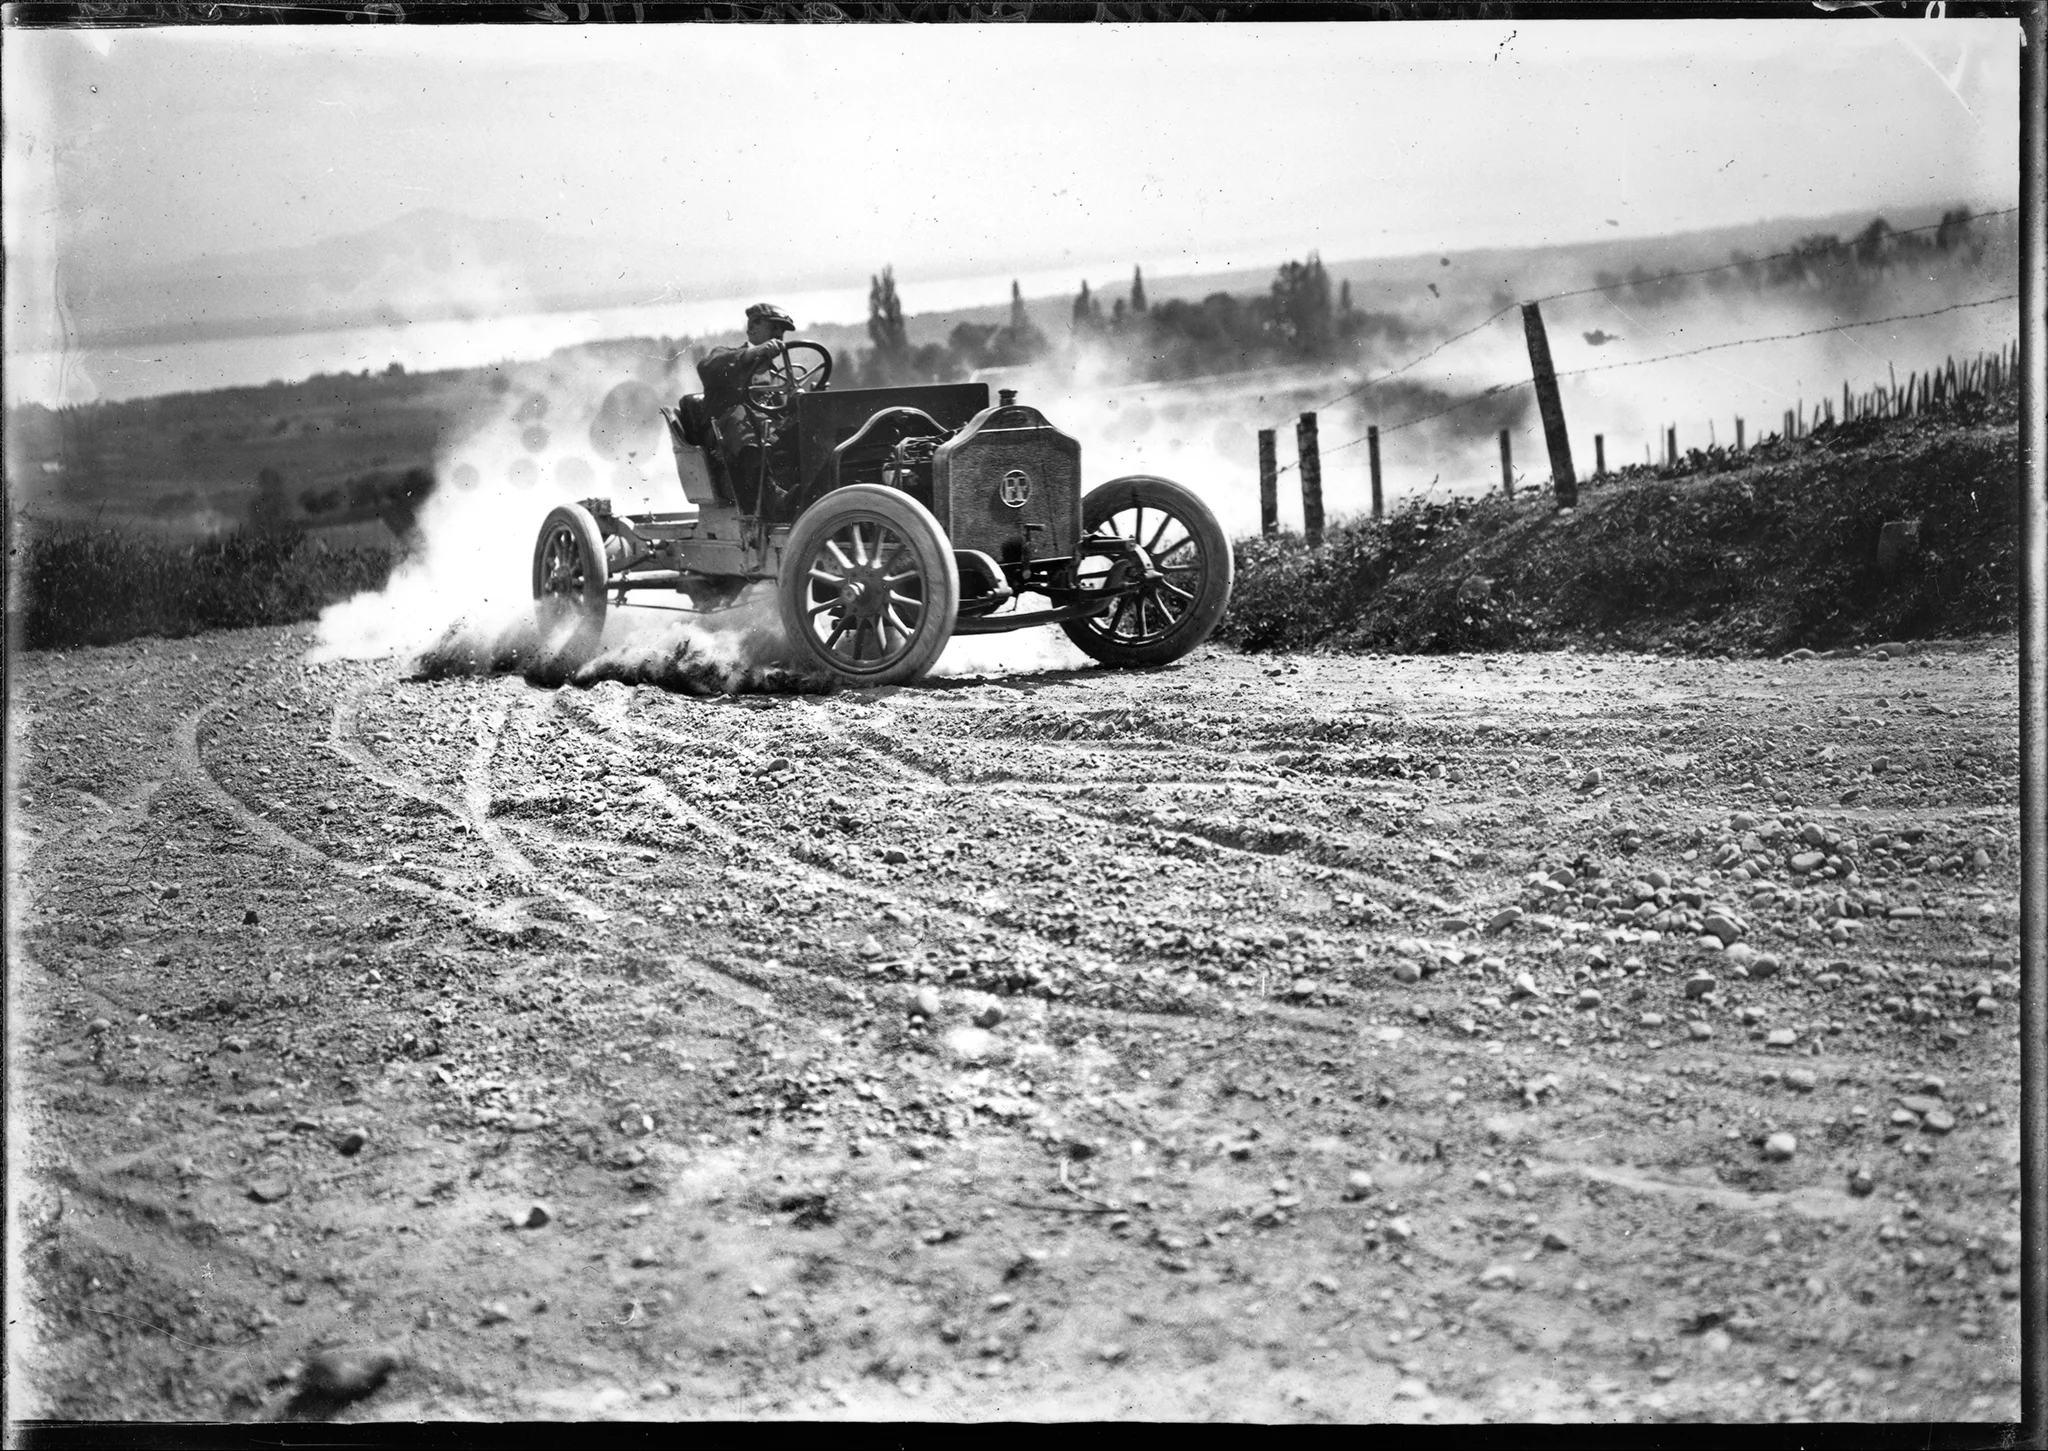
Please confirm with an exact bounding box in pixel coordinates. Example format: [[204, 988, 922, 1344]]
[[778, 484, 959, 687], [1062, 475, 1232, 668], [532, 503, 608, 666]]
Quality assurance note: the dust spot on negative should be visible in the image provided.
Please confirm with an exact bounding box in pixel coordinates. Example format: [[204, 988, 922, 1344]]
[[589, 381, 663, 462], [554, 456, 596, 493]]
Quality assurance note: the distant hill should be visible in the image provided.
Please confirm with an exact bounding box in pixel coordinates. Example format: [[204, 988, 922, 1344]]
[[59, 199, 1991, 358], [61, 208, 661, 348]]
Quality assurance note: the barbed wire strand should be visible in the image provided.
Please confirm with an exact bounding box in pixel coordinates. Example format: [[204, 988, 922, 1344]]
[[1547, 292, 2017, 385], [1302, 304, 1518, 414], [1296, 203, 2020, 420], [1275, 291, 2017, 475]]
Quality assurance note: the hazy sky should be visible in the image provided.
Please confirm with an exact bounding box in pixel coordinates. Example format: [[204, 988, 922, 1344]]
[[3, 17, 2023, 303]]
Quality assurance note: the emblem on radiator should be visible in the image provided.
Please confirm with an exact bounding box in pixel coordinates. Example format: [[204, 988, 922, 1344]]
[[1000, 469, 1031, 508]]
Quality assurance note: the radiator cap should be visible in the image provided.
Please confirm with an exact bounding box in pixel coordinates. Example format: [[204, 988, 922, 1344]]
[[998, 389, 1017, 406]]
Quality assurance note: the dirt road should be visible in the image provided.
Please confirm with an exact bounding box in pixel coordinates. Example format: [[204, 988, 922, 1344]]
[[6, 628, 2024, 1423]]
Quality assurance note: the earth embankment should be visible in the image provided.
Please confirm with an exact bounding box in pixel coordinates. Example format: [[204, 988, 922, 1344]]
[[1225, 391, 2020, 658]]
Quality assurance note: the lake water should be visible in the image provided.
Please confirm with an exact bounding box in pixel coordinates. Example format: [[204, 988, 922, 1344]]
[[4, 249, 1295, 410], [7, 282, 924, 409]]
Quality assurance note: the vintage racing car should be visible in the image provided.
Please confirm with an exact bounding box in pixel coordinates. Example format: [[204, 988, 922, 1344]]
[[531, 335, 1232, 687]]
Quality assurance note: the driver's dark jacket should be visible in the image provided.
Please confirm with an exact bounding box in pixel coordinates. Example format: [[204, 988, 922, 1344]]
[[696, 341, 782, 416], [695, 341, 789, 494]]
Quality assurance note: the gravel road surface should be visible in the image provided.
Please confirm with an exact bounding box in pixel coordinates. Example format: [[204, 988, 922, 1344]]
[[7, 628, 2022, 1422]]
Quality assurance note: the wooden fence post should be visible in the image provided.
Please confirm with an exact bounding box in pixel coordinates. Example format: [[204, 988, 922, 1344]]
[[1735, 417, 1744, 451], [1296, 412, 1323, 545], [1367, 425, 1383, 520], [1520, 301, 1578, 507], [1666, 426, 1677, 466], [1594, 434, 1605, 478], [1257, 429, 1278, 537], [1499, 429, 1513, 497]]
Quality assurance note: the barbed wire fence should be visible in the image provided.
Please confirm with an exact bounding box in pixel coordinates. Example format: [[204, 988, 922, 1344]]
[[1253, 205, 2022, 541]]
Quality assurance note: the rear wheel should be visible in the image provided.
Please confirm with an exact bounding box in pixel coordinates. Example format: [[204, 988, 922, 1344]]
[[778, 485, 958, 687], [1062, 475, 1232, 668], [532, 503, 608, 666]]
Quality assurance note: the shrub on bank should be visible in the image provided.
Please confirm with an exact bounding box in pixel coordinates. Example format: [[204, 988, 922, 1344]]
[[16, 526, 395, 650], [1220, 389, 2020, 657], [1221, 498, 1505, 652]]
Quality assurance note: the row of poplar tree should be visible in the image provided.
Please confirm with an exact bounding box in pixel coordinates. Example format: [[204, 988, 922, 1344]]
[[838, 253, 1406, 388]]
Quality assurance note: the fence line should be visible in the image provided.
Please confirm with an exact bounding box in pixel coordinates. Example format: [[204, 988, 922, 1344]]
[[1274, 294, 2018, 484], [1548, 293, 2017, 385], [1303, 303, 1518, 415], [1301, 203, 2020, 419]]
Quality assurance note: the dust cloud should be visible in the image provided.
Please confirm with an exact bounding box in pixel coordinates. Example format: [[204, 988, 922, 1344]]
[[310, 344, 831, 692], [995, 216, 2018, 529]]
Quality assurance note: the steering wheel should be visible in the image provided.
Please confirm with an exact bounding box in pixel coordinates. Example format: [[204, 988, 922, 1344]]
[[744, 340, 833, 417]]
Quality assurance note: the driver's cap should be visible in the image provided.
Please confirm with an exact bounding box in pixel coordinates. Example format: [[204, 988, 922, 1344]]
[[745, 303, 795, 333]]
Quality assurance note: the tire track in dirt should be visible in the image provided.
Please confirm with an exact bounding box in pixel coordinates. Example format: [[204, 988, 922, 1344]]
[[656, 955, 780, 1015], [176, 704, 330, 868], [469, 805, 827, 1009], [523, 696, 1462, 1041], [7, 790, 103, 877], [182, 696, 537, 935], [525, 703, 1228, 1026], [550, 711, 1180, 957], [596, 698, 1425, 1020], [468, 687, 608, 924], [464, 686, 864, 1012], [835, 717, 1450, 916], [326, 679, 606, 928], [13, 779, 181, 1028]]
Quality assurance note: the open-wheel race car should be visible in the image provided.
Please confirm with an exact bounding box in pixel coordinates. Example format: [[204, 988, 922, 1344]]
[[531, 336, 1233, 687]]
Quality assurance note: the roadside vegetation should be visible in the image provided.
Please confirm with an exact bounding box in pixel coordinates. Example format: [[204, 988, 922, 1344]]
[[1222, 382, 2020, 657], [15, 525, 394, 650]]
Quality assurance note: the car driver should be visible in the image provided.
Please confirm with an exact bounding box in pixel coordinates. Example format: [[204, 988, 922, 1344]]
[[697, 303, 802, 508]]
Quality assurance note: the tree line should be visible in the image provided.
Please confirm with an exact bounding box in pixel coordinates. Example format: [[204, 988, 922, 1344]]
[[837, 252, 1414, 389], [1592, 208, 2007, 307]]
